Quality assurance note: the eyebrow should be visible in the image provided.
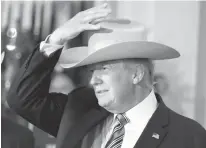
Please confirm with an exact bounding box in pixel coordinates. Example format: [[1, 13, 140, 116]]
[[89, 60, 122, 70]]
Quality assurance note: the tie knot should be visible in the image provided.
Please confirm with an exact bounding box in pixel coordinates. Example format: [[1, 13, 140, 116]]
[[116, 114, 129, 126]]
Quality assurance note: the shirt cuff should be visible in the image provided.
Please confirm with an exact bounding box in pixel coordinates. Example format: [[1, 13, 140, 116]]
[[40, 35, 64, 57]]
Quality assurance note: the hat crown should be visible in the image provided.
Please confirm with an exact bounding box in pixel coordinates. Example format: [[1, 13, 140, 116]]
[[88, 19, 147, 54], [59, 18, 180, 69]]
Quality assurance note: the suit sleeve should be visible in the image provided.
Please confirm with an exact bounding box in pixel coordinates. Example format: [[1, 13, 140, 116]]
[[7, 44, 68, 137]]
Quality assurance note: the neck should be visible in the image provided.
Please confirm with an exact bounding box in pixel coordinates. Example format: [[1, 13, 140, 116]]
[[113, 87, 152, 114], [135, 87, 152, 104], [123, 87, 152, 113]]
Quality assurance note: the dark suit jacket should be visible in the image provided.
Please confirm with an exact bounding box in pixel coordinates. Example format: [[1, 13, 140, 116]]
[[7, 45, 206, 148], [2, 116, 35, 148]]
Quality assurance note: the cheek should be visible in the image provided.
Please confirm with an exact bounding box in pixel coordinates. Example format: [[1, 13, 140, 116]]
[[100, 75, 117, 100], [102, 70, 132, 99], [109, 73, 127, 96], [114, 73, 133, 97]]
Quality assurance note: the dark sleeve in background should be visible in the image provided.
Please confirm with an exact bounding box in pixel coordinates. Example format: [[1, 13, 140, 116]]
[[2, 116, 35, 148], [7, 44, 68, 137]]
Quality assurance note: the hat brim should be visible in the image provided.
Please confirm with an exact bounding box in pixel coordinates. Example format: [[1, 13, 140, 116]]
[[58, 41, 180, 69]]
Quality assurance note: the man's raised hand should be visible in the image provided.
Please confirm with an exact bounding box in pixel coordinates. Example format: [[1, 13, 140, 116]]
[[49, 3, 111, 45]]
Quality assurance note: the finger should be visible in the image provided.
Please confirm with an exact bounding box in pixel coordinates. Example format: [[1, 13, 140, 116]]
[[90, 17, 107, 25], [85, 3, 108, 13], [86, 8, 112, 15], [82, 12, 110, 24], [82, 7, 111, 19], [82, 4, 111, 18], [79, 7, 111, 21], [83, 24, 101, 31]]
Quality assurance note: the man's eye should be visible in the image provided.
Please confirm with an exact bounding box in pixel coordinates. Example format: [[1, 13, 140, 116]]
[[103, 66, 108, 70], [88, 68, 94, 72], [89, 69, 94, 73]]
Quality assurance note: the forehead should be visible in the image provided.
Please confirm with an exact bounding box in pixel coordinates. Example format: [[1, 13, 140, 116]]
[[87, 58, 147, 69], [88, 60, 124, 69]]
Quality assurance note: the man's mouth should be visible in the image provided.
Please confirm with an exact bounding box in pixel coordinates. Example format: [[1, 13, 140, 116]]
[[96, 90, 108, 94]]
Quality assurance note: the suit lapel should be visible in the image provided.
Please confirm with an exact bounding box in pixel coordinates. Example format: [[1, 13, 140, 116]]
[[61, 107, 109, 148], [134, 94, 169, 148]]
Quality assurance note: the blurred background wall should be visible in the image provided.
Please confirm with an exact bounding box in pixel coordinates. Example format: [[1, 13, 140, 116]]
[[1, 1, 206, 148]]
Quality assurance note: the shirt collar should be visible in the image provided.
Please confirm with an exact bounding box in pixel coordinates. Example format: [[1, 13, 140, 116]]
[[114, 89, 158, 124]]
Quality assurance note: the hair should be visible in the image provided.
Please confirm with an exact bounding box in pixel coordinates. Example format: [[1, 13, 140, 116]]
[[69, 58, 155, 89]]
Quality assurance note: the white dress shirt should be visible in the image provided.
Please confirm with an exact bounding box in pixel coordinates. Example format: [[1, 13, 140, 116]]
[[101, 90, 158, 148], [39, 36, 63, 57]]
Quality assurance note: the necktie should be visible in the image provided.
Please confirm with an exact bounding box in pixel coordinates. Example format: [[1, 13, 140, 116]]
[[105, 114, 129, 148]]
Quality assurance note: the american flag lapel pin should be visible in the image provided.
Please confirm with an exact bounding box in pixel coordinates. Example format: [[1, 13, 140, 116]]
[[152, 133, 160, 139]]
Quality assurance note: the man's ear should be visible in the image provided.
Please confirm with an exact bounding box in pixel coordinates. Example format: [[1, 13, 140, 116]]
[[132, 64, 144, 84]]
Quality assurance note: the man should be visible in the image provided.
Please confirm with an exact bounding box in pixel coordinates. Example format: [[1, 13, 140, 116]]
[[7, 3, 206, 148]]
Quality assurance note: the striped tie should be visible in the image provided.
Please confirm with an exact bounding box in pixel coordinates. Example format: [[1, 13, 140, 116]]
[[105, 114, 129, 148]]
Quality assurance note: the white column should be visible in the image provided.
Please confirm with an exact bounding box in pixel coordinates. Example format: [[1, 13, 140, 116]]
[[195, 1, 206, 128], [22, 1, 33, 32], [41, 1, 53, 39], [1, 1, 11, 31]]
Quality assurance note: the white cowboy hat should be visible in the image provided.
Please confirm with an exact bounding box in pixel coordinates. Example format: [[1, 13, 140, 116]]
[[58, 19, 180, 69]]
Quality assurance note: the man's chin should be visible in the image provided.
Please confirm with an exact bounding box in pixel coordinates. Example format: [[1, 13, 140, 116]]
[[99, 104, 118, 113], [98, 100, 111, 108], [97, 100, 115, 111]]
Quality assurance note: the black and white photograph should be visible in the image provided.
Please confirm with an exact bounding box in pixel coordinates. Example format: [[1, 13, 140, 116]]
[[1, 0, 206, 148]]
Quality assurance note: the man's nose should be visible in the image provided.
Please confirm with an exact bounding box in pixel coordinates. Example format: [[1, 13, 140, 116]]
[[90, 73, 103, 87]]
